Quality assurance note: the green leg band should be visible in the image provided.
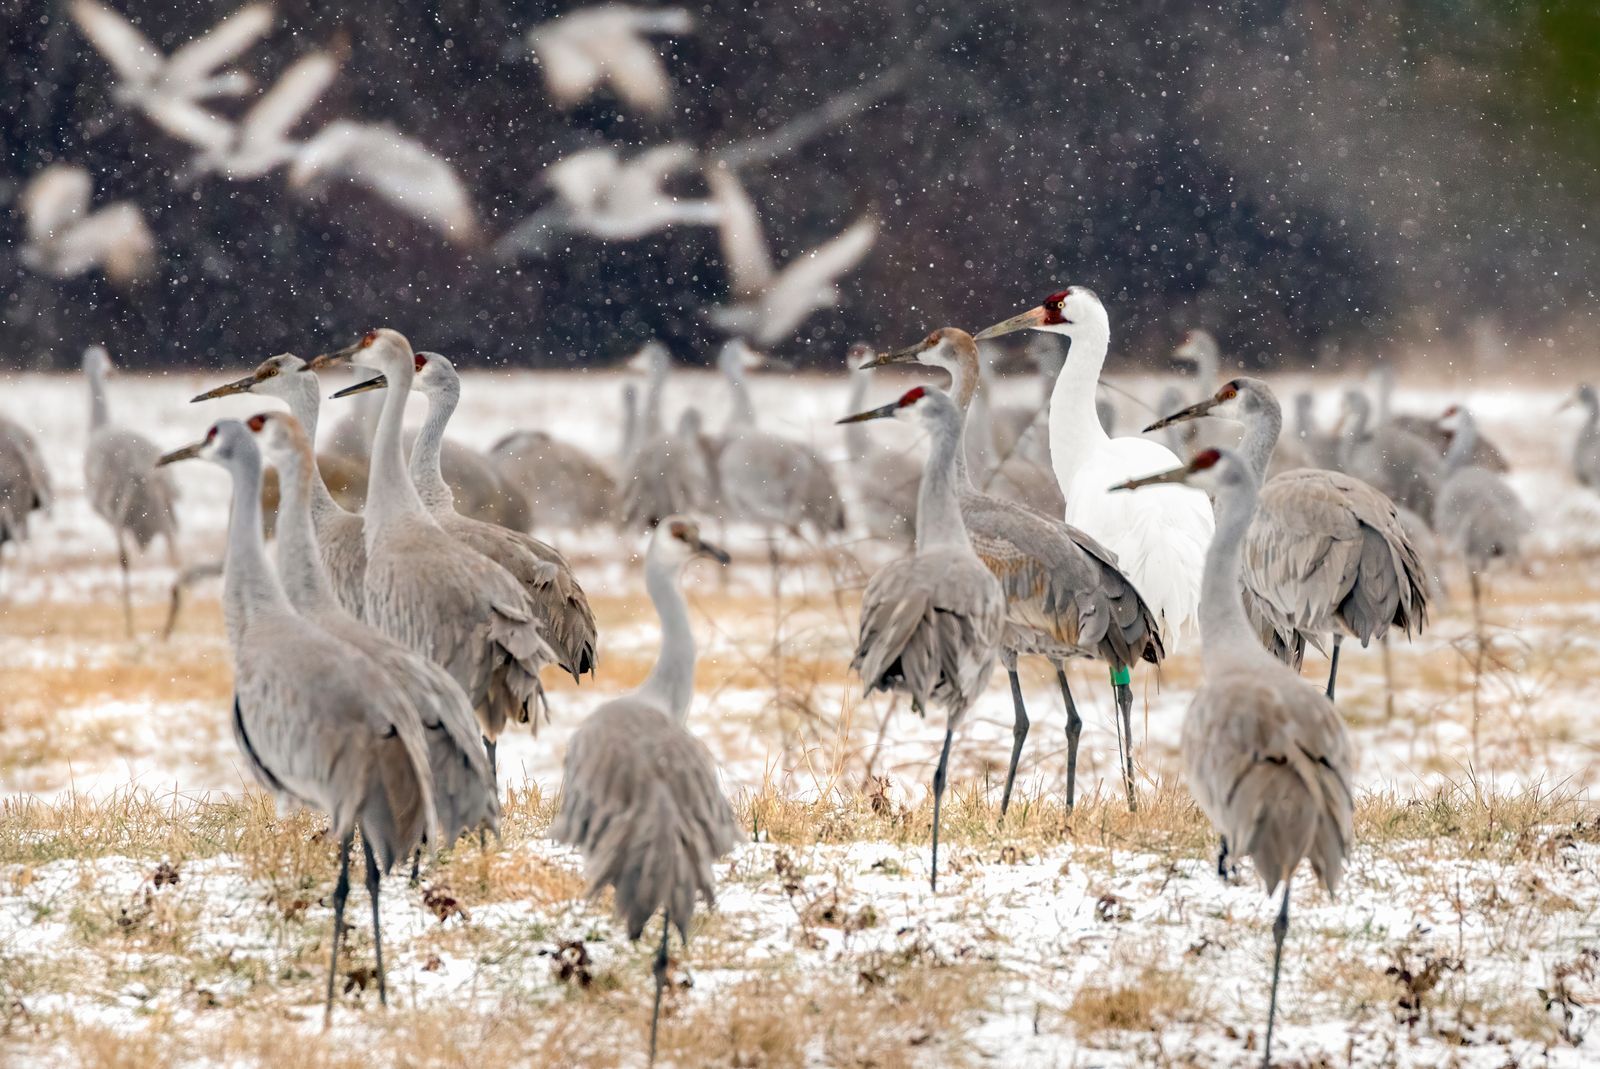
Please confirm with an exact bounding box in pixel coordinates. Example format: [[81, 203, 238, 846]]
[[1110, 665, 1132, 687]]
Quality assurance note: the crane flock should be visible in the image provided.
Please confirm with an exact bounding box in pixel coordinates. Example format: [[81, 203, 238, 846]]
[[6, 302, 1593, 1066]]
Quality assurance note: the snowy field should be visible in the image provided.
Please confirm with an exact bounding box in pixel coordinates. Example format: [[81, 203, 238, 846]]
[[3, 363, 1600, 1067]]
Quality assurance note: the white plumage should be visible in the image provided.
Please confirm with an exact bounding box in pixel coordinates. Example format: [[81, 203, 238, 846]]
[[523, 5, 692, 115], [289, 121, 479, 243], [19, 165, 154, 286]]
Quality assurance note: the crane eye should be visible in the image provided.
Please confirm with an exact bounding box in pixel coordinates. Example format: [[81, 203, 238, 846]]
[[361, 330, 378, 347], [246, 414, 267, 432], [205, 425, 218, 443], [414, 354, 428, 371], [260, 364, 279, 378]]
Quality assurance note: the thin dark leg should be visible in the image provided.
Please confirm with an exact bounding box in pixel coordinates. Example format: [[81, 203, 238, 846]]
[[1057, 667, 1082, 810], [1114, 681, 1137, 812], [484, 737, 497, 784], [116, 533, 133, 638], [324, 830, 354, 1028], [362, 836, 387, 1008], [1264, 878, 1292, 1067], [929, 727, 954, 893], [1325, 635, 1343, 701], [999, 668, 1030, 817], [1217, 835, 1230, 880], [409, 847, 422, 886], [649, 917, 671, 1066], [1381, 636, 1395, 721]]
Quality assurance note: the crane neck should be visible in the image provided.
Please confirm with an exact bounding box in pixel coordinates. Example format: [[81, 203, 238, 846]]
[[366, 365, 429, 527], [924, 350, 989, 481], [222, 443, 291, 645], [280, 376, 353, 528], [1293, 395, 1317, 441], [637, 549, 697, 724], [409, 383, 459, 514], [1443, 414, 1477, 474], [1237, 396, 1283, 484], [86, 363, 110, 431], [269, 440, 341, 618], [1198, 470, 1272, 668], [844, 370, 871, 463], [1047, 325, 1112, 487], [722, 356, 757, 430], [620, 385, 640, 463], [916, 404, 976, 555], [643, 357, 666, 438]]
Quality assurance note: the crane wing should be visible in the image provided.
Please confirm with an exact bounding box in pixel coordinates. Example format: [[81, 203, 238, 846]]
[[240, 51, 336, 148], [143, 96, 234, 151], [70, 0, 161, 83], [705, 165, 774, 295], [21, 166, 93, 241], [165, 2, 274, 84]]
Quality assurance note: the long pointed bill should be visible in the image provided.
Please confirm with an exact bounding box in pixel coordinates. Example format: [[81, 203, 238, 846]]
[[1558, 395, 1578, 413], [974, 306, 1047, 341], [837, 400, 901, 424], [1144, 397, 1218, 433], [191, 374, 257, 403], [859, 342, 925, 369], [157, 442, 205, 467], [693, 537, 731, 565], [306, 339, 365, 371], [331, 375, 387, 399], [1110, 463, 1193, 493]]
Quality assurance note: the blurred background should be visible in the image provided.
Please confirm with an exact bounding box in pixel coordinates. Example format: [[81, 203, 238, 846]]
[[2, 0, 1598, 370]]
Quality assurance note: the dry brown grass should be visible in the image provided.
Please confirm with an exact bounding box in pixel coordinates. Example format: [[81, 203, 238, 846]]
[[1063, 956, 1209, 1038]]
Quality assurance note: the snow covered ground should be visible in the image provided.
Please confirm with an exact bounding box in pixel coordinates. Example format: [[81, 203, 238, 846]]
[[2, 364, 1599, 1067]]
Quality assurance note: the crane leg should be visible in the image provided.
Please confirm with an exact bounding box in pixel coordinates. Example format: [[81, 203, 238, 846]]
[[1381, 637, 1395, 721], [1324, 635, 1343, 701], [116, 532, 134, 638], [649, 917, 671, 1066], [929, 727, 954, 893], [1263, 877, 1292, 1068], [999, 668, 1030, 818], [1111, 667, 1137, 812], [484, 737, 497, 784], [323, 830, 354, 1029], [361, 834, 388, 1008], [1057, 667, 1083, 810], [1216, 835, 1230, 879]]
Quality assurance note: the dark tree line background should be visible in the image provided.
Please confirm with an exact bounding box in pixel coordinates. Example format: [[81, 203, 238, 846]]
[[2, 0, 1596, 371]]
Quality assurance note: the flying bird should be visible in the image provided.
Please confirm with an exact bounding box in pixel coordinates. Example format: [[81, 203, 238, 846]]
[[523, 5, 693, 115], [19, 165, 154, 287], [70, 0, 271, 112], [289, 122, 480, 243]]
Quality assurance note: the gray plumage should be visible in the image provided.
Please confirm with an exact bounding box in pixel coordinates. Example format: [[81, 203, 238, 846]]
[[1120, 446, 1354, 1069], [1433, 406, 1532, 571], [1337, 390, 1441, 519], [158, 419, 436, 1024], [410, 352, 598, 682], [846, 386, 1004, 891], [82, 346, 179, 635], [252, 411, 497, 845], [1570, 385, 1600, 491], [1292, 392, 1340, 470], [714, 340, 845, 536], [0, 412, 51, 557], [192, 353, 368, 618], [549, 517, 737, 1063], [1372, 366, 1511, 473], [322, 330, 559, 764], [620, 347, 714, 528], [490, 429, 616, 528], [842, 350, 919, 543]]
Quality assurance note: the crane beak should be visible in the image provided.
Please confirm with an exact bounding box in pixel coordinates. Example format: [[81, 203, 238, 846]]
[[331, 375, 388, 399], [974, 306, 1046, 341], [157, 441, 204, 467], [1110, 463, 1192, 493], [837, 400, 900, 424], [859, 341, 924, 369], [1558, 394, 1578, 413], [1144, 397, 1217, 433], [306, 339, 365, 370], [190, 374, 257, 402], [692, 536, 731, 565]]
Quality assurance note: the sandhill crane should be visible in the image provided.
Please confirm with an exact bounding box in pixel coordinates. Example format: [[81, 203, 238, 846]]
[[192, 354, 368, 616], [156, 419, 438, 1024], [69, 0, 269, 113], [0, 414, 51, 567], [289, 122, 479, 244], [550, 516, 737, 1066], [1434, 406, 1533, 606], [978, 288, 1214, 652], [1337, 390, 1441, 519], [1147, 378, 1429, 702], [315, 366, 529, 531], [312, 329, 559, 775], [624, 409, 714, 531], [713, 340, 845, 549], [521, 5, 693, 115], [1292, 392, 1341, 471], [704, 166, 877, 345], [490, 430, 616, 529], [20, 165, 155, 287], [842, 345, 918, 544], [1116, 447, 1355, 1069], [1372, 366, 1510, 473], [840, 386, 1005, 891], [146, 51, 338, 180], [245, 410, 498, 847], [867, 329, 1162, 811], [496, 144, 721, 258], [82, 346, 179, 636], [1563, 385, 1600, 491], [349, 350, 597, 682]]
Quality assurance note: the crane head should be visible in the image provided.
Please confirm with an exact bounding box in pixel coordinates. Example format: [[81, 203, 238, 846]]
[[1110, 446, 1242, 495], [157, 419, 252, 468], [1437, 404, 1466, 433], [411, 351, 461, 396], [655, 515, 731, 566], [1143, 377, 1268, 433], [975, 288, 1101, 340], [191, 353, 308, 403], [243, 411, 312, 463], [82, 345, 114, 377], [859, 328, 977, 376], [1172, 328, 1219, 368], [309, 327, 411, 373]]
